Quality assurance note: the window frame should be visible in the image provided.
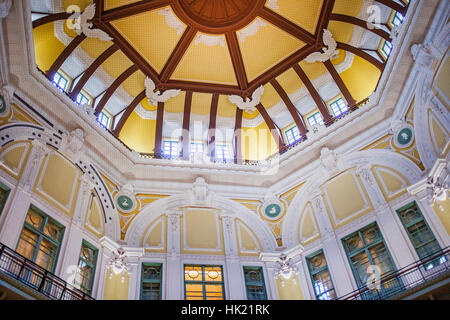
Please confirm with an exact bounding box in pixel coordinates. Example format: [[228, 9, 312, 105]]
[[190, 141, 206, 157], [98, 111, 112, 130], [214, 144, 232, 162], [242, 266, 268, 300], [140, 262, 163, 300], [52, 71, 70, 92], [75, 91, 91, 106], [396, 201, 444, 268], [284, 125, 301, 145], [305, 249, 336, 300], [162, 140, 180, 158], [74, 240, 98, 295], [341, 222, 397, 289], [184, 264, 226, 300], [328, 97, 349, 118], [16, 205, 65, 273], [306, 112, 324, 127]]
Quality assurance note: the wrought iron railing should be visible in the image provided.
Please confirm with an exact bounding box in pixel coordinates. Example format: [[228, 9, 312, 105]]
[[337, 246, 450, 300], [0, 243, 94, 300]]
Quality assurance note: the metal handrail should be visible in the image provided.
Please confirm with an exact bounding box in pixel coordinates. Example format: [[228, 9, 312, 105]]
[[0, 243, 94, 300], [337, 246, 450, 300]]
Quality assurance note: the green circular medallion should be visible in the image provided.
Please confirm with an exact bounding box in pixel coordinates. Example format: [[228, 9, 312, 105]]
[[265, 204, 281, 218], [117, 195, 134, 211], [397, 128, 413, 145]]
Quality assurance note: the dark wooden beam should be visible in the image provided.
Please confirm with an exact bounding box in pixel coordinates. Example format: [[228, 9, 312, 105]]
[[330, 14, 391, 40], [259, 7, 316, 45], [270, 79, 309, 136], [154, 102, 165, 155], [101, 0, 170, 22], [97, 21, 161, 85], [113, 90, 146, 136], [94, 64, 138, 116], [225, 32, 249, 90], [323, 60, 357, 110], [292, 64, 334, 126], [234, 108, 243, 164], [315, 0, 336, 38], [69, 44, 119, 100], [32, 12, 71, 29], [160, 27, 197, 83], [46, 34, 86, 80], [162, 80, 242, 96], [375, 0, 408, 15], [255, 103, 285, 153], [181, 91, 193, 160], [208, 93, 219, 159], [336, 42, 385, 71]]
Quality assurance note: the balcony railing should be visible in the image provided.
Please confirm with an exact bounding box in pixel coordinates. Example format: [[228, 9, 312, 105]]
[[337, 247, 450, 300], [0, 243, 94, 300]]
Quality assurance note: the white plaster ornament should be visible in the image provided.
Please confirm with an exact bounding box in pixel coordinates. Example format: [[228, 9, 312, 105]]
[[73, 4, 113, 42], [145, 77, 181, 106], [107, 248, 130, 283], [305, 29, 339, 63], [228, 85, 264, 113]]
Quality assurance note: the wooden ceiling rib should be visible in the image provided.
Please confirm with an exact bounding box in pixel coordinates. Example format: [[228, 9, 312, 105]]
[[330, 14, 391, 41], [94, 64, 139, 116], [323, 60, 356, 110], [113, 90, 146, 136], [292, 64, 333, 126], [234, 108, 243, 163], [69, 44, 119, 100], [181, 91, 193, 159], [32, 12, 71, 29], [208, 93, 219, 158], [46, 34, 87, 80], [256, 103, 285, 152], [101, 0, 171, 22], [160, 27, 197, 83], [375, 0, 408, 15], [225, 31, 248, 91], [336, 42, 385, 71], [259, 7, 316, 45], [270, 79, 308, 136], [154, 102, 165, 155]]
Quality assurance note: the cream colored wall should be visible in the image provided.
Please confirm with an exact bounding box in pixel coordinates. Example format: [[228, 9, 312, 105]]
[[275, 275, 304, 300], [103, 271, 130, 300]]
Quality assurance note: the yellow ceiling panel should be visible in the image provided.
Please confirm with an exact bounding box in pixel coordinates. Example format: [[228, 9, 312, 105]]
[[105, 0, 142, 10], [121, 70, 146, 98], [172, 34, 237, 85], [298, 60, 327, 81], [33, 23, 66, 72], [328, 21, 355, 44], [331, 49, 346, 66], [101, 50, 134, 79], [111, 7, 186, 73], [119, 111, 156, 154], [332, 0, 364, 16], [217, 95, 237, 118], [239, 18, 306, 82], [163, 91, 186, 113], [191, 93, 212, 116], [276, 68, 303, 95], [81, 38, 114, 59], [260, 83, 280, 109], [267, 0, 324, 34]]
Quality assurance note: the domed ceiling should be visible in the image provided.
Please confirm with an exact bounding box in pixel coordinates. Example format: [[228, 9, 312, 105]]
[[30, 0, 408, 164]]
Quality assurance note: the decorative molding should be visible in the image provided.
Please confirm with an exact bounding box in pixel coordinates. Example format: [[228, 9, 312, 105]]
[[237, 18, 267, 43], [194, 34, 226, 47], [158, 7, 185, 36], [305, 29, 338, 63]]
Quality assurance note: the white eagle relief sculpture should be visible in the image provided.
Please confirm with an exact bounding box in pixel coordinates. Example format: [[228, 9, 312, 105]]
[[228, 85, 264, 113], [73, 4, 113, 42], [144, 77, 181, 106], [305, 29, 339, 63]]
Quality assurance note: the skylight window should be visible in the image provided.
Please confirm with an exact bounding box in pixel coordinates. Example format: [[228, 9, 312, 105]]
[[97, 112, 110, 129], [163, 140, 179, 158], [76, 92, 90, 106], [307, 112, 324, 127], [215, 144, 231, 162], [392, 12, 404, 26], [285, 126, 301, 145], [52, 72, 68, 92], [382, 41, 393, 57], [329, 98, 348, 118], [190, 142, 205, 157]]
